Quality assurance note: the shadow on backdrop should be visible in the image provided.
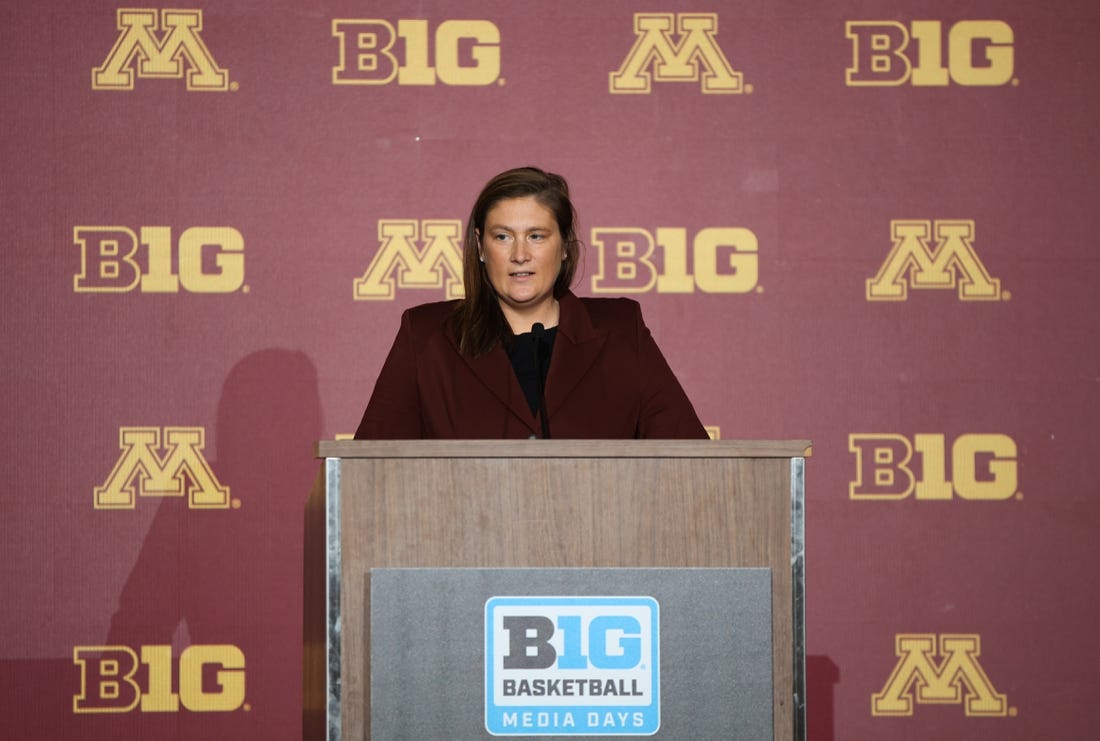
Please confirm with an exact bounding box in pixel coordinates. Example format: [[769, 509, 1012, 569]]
[[97, 348, 323, 741], [807, 653, 840, 741]]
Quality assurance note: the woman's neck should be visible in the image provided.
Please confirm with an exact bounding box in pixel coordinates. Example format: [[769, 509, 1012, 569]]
[[501, 298, 559, 334]]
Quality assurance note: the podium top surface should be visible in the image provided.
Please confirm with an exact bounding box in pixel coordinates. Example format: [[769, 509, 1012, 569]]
[[315, 439, 812, 459]]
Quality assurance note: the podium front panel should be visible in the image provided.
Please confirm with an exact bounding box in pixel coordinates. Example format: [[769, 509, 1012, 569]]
[[370, 567, 773, 739]]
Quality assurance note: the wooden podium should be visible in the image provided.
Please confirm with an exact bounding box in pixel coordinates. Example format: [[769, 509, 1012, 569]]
[[304, 439, 809, 740]]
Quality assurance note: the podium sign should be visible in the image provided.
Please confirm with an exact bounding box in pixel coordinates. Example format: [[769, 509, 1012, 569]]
[[370, 567, 773, 739]]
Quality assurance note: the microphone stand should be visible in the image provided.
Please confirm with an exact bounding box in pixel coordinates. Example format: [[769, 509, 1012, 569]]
[[531, 323, 551, 439]]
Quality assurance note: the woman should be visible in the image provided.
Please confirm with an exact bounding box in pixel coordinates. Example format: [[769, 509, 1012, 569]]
[[354, 166, 707, 439]]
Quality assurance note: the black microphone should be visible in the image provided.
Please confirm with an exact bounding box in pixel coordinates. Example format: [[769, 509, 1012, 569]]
[[531, 323, 551, 439]]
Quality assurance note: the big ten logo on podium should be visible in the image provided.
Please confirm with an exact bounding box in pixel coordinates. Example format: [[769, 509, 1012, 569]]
[[73, 645, 246, 713], [610, 12, 748, 94], [93, 427, 234, 510], [353, 219, 464, 300], [849, 434, 1019, 501], [332, 18, 501, 86], [865, 220, 1005, 301], [485, 596, 660, 736], [872, 634, 1011, 717], [93, 8, 230, 91], [846, 20, 1016, 87], [73, 226, 246, 294], [590, 227, 759, 294]]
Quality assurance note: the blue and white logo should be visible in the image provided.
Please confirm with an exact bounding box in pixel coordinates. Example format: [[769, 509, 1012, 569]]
[[485, 596, 660, 736]]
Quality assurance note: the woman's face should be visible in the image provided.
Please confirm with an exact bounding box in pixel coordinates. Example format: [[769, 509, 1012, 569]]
[[478, 196, 566, 330]]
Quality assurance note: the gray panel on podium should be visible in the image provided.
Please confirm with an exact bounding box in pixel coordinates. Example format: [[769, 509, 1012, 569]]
[[370, 567, 773, 740]]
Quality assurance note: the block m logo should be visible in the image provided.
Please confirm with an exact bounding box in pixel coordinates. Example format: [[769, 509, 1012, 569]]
[[610, 13, 745, 94], [872, 634, 1009, 717], [94, 427, 229, 509], [93, 9, 229, 91], [866, 220, 1002, 301], [353, 219, 464, 300]]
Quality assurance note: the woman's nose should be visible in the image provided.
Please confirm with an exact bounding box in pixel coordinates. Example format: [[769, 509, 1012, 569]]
[[510, 241, 531, 262]]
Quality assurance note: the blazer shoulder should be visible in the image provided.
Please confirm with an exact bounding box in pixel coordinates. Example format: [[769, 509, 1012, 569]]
[[577, 296, 643, 325], [401, 299, 461, 340]]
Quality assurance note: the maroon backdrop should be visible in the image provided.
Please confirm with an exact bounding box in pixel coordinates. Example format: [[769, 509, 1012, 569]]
[[2, 1, 1098, 738]]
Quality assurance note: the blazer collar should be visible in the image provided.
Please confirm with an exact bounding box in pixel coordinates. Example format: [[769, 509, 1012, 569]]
[[454, 341, 536, 433], [449, 291, 608, 433], [545, 291, 608, 417]]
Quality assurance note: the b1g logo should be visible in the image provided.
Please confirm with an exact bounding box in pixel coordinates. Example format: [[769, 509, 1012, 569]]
[[485, 596, 660, 736], [333, 19, 501, 86], [849, 434, 1018, 501], [611, 13, 746, 94], [591, 227, 759, 294], [73, 644, 245, 713], [74, 226, 246, 294], [353, 219, 464, 300], [866, 220, 1003, 301], [94, 427, 231, 509], [873, 634, 1009, 717], [846, 21, 1015, 87], [93, 9, 229, 91]]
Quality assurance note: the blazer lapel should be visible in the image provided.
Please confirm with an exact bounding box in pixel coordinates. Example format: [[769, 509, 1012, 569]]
[[449, 332, 539, 433], [545, 292, 607, 417]]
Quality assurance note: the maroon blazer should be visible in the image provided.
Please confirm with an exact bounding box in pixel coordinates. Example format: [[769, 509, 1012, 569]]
[[354, 291, 707, 439]]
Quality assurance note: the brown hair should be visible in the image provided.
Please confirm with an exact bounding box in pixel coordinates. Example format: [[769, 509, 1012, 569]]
[[452, 166, 581, 356]]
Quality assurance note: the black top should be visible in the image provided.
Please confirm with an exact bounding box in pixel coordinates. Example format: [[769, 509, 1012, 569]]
[[507, 326, 557, 415]]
